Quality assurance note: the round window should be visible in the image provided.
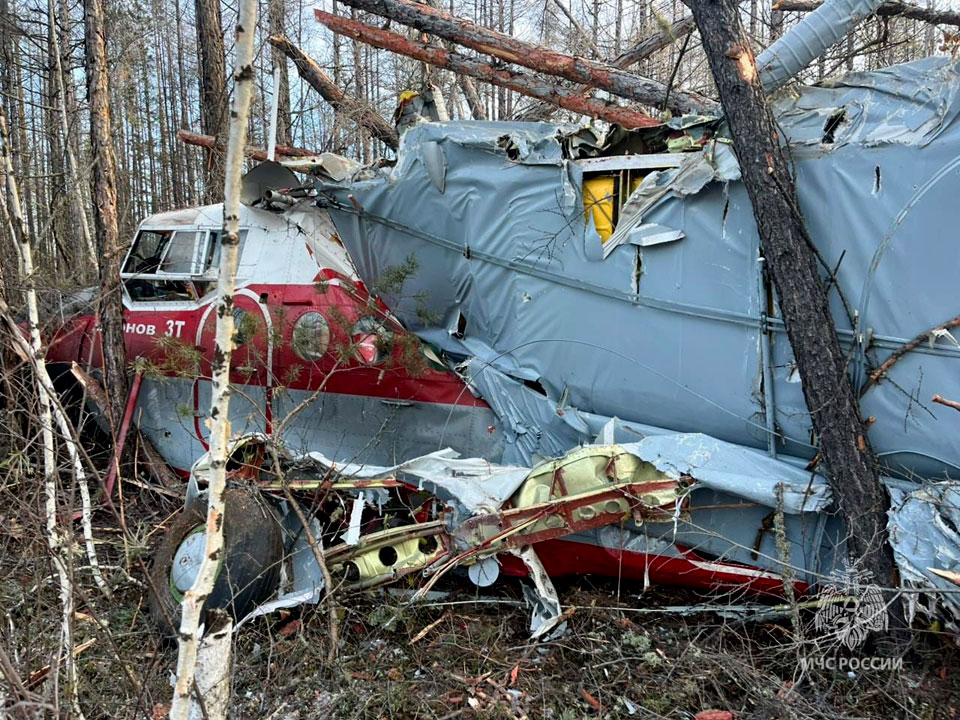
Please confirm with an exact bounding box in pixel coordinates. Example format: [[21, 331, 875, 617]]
[[291, 312, 331, 361]]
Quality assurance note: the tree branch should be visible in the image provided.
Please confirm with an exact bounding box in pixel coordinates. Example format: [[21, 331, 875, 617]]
[[315, 10, 664, 128], [177, 128, 316, 161], [330, 0, 717, 116], [267, 34, 399, 150], [774, 0, 960, 27]]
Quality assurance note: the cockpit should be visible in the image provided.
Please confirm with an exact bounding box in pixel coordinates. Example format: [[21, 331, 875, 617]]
[[121, 227, 247, 303]]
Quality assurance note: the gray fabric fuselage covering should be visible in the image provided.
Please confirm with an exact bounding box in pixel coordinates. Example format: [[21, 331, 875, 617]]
[[319, 58, 960, 482]]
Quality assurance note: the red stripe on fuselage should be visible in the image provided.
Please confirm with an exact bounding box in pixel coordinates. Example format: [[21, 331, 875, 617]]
[[46, 282, 489, 409]]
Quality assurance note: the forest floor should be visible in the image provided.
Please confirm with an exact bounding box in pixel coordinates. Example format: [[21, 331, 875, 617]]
[[2, 477, 959, 720]]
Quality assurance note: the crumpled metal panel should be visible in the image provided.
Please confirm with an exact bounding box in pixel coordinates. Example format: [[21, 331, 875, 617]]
[[888, 481, 960, 631], [622, 433, 832, 513], [319, 58, 960, 481]]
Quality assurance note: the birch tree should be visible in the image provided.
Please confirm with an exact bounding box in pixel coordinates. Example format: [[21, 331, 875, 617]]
[[168, 0, 258, 714], [0, 105, 83, 719]]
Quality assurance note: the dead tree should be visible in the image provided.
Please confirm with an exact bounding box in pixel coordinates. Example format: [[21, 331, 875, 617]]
[[268, 0, 292, 146], [313, 11, 662, 128], [330, 0, 717, 116], [177, 129, 317, 161], [169, 0, 258, 715], [610, 15, 697, 69], [268, 35, 399, 149], [195, 0, 228, 201], [775, 0, 960, 26], [84, 0, 128, 429], [686, 0, 902, 627]]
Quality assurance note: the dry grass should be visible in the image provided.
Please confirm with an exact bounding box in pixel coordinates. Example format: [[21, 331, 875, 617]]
[[3, 472, 958, 720]]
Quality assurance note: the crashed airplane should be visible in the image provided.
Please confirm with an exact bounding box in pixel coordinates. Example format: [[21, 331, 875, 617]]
[[45, 0, 960, 638]]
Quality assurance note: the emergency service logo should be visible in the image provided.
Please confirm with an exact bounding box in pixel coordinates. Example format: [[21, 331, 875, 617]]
[[813, 566, 888, 649]]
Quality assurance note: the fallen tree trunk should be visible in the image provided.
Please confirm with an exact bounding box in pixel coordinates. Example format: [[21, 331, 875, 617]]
[[330, 0, 717, 116], [610, 15, 697, 69], [518, 14, 699, 122], [686, 0, 903, 630], [177, 129, 316, 161], [267, 35, 399, 150], [315, 10, 662, 128], [775, 0, 960, 26]]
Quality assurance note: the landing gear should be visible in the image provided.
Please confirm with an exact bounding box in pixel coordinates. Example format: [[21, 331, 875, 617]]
[[147, 487, 284, 637]]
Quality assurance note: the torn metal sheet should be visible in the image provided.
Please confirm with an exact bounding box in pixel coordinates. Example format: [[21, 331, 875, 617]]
[[622, 433, 832, 514], [887, 480, 960, 632], [298, 447, 531, 513], [318, 58, 960, 482]]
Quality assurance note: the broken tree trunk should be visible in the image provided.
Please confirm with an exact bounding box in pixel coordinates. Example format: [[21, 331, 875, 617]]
[[267, 0, 292, 146], [610, 15, 697, 69], [686, 0, 903, 629], [330, 0, 717, 116], [195, 0, 228, 201], [775, 0, 960, 26], [518, 14, 698, 122], [84, 0, 128, 431], [169, 0, 257, 714], [457, 75, 486, 120], [314, 11, 661, 129], [267, 35, 399, 150], [177, 129, 317, 161]]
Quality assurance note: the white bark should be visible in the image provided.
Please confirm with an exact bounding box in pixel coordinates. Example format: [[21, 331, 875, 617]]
[[0, 302, 111, 602], [188, 610, 233, 720], [0, 106, 84, 719], [168, 0, 258, 714]]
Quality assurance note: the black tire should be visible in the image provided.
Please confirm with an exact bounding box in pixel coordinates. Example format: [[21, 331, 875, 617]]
[[148, 487, 284, 637]]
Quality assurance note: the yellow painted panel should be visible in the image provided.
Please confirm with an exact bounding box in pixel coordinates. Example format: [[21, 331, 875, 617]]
[[583, 176, 616, 243]]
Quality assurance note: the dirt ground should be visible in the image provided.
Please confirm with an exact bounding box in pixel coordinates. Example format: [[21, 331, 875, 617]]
[[2, 480, 959, 720]]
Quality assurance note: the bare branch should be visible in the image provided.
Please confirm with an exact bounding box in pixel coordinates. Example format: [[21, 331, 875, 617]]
[[329, 0, 717, 115], [314, 10, 664, 128], [775, 0, 960, 27], [267, 34, 400, 150]]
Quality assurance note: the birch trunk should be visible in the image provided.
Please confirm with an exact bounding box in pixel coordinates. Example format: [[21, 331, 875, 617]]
[[168, 0, 258, 713], [0, 105, 82, 719]]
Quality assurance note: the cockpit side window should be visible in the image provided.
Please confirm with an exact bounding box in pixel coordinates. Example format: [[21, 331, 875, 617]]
[[122, 230, 171, 274], [121, 227, 250, 303], [160, 231, 201, 273]]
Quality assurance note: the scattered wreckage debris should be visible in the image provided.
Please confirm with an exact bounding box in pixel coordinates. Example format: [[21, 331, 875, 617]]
[[148, 430, 960, 642]]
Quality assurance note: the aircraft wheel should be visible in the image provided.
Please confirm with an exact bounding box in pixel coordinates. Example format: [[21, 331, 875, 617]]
[[148, 487, 283, 637]]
